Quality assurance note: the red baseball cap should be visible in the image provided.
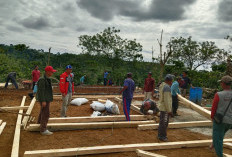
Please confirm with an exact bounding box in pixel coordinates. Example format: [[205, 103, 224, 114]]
[[45, 66, 57, 72]]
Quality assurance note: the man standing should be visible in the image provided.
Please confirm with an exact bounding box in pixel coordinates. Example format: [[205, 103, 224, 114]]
[[171, 77, 182, 116], [120, 73, 135, 121], [143, 72, 155, 100], [211, 75, 232, 157], [36, 66, 56, 135], [5, 72, 18, 89], [180, 71, 193, 97], [32, 65, 40, 90], [103, 70, 109, 86], [80, 75, 86, 85], [60, 65, 74, 117], [157, 74, 173, 142]]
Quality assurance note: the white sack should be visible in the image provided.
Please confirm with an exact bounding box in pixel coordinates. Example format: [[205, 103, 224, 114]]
[[91, 111, 101, 117], [105, 100, 120, 114], [70, 98, 89, 106], [90, 101, 105, 111]]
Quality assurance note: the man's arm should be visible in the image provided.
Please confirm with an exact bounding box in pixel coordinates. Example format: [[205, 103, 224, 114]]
[[120, 86, 128, 94], [211, 93, 219, 119]]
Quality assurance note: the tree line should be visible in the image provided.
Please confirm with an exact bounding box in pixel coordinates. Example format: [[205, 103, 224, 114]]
[[0, 27, 230, 89]]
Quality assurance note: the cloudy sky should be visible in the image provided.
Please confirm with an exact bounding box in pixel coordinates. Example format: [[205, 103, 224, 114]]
[[0, 0, 231, 61]]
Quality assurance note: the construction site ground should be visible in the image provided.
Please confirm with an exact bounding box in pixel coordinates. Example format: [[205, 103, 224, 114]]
[[1, 86, 232, 157]]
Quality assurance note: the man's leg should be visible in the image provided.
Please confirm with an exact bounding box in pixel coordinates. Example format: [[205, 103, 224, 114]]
[[123, 98, 131, 121], [158, 111, 169, 140], [61, 94, 69, 117], [172, 95, 178, 115], [39, 102, 50, 133], [11, 77, 18, 89], [32, 82, 36, 90], [4, 76, 10, 88], [213, 121, 226, 157]]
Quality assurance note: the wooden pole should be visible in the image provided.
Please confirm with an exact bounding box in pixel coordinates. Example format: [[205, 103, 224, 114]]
[[11, 96, 26, 157], [136, 149, 166, 157], [49, 115, 148, 123], [27, 121, 155, 131], [138, 121, 212, 130], [24, 139, 232, 157]]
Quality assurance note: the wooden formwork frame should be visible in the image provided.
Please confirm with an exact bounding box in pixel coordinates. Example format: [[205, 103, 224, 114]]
[[22, 94, 232, 156]]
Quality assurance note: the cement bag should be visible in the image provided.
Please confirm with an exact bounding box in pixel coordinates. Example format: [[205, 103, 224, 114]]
[[105, 100, 120, 114], [91, 111, 101, 117], [70, 98, 89, 106], [90, 101, 105, 111]]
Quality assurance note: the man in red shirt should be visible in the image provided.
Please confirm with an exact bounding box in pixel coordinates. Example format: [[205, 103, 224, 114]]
[[59, 65, 74, 117], [143, 72, 155, 100], [211, 75, 232, 157], [32, 65, 40, 90]]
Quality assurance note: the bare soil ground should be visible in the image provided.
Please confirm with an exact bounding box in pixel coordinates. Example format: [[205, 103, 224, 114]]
[[0, 87, 232, 157]]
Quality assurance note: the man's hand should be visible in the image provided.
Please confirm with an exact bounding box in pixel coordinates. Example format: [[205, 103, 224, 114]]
[[42, 102, 46, 108], [62, 93, 66, 97]]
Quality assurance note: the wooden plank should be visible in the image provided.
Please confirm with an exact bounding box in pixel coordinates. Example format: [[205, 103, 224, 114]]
[[0, 106, 29, 111], [11, 96, 26, 157], [24, 139, 232, 157], [53, 94, 144, 100], [114, 97, 142, 115], [177, 94, 211, 119], [27, 121, 155, 131], [224, 153, 232, 157], [22, 97, 36, 129], [131, 104, 143, 115], [0, 119, 2, 125], [224, 143, 232, 149], [138, 121, 212, 130], [136, 149, 166, 157], [0, 122, 6, 135], [49, 115, 148, 123], [98, 99, 107, 103], [203, 107, 211, 110]]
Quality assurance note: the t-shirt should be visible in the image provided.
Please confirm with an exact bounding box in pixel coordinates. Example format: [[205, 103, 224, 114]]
[[67, 74, 73, 93], [80, 76, 85, 83], [180, 76, 191, 89], [104, 72, 108, 79], [32, 70, 40, 82], [144, 77, 155, 92], [123, 78, 135, 99], [171, 81, 180, 96]]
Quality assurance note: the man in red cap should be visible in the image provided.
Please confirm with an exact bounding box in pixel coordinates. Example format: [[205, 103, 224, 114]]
[[36, 66, 56, 135], [59, 65, 74, 117]]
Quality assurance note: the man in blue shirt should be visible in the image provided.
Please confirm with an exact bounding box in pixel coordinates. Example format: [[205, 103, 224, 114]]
[[80, 75, 86, 85], [103, 71, 109, 86], [120, 72, 135, 121], [171, 77, 182, 116]]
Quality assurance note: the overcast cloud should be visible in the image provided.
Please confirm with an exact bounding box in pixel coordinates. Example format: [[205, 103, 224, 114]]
[[0, 0, 231, 62]]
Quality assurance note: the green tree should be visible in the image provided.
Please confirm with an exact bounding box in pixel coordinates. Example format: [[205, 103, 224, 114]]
[[78, 27, 143, 70], [168, 36, 228, 70]]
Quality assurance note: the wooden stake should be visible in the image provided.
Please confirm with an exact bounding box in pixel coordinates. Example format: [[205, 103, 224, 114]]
[[0, 106, 29, 111], [136, 149, 166, 157], [24, 139, 232, 157], [49, 115, 148, 123], [177, 94, 211, 119], [22, 97, 36, 129], [138, 121, 212, 130], [0, 122, 6, 135], [11, 96, 26, 157], [27, 121, 155, 131]]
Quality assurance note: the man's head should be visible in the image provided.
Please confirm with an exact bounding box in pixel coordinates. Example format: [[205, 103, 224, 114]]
[[127, 72, 132, 78], [66, 65, 72, 74], [148, 72, 152, 78], [182, 71, 188, 77], [45, 66, 56, 77], [35, 65, 39, 70], [165, 74, 173, 85], [176, 76, 182, 84], [219, 75, 232, 89]]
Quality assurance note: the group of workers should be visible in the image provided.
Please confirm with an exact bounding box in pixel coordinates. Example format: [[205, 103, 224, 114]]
[[118, 71, 232, 157], [3, 64, 232, 157]]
